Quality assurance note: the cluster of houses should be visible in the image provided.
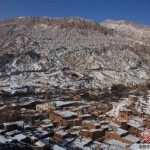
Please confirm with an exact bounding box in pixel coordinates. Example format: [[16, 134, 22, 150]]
[[0, 92, 150, 149]]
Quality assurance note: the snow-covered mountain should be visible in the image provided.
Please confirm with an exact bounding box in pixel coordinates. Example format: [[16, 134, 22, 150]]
[[0, 17, 150, 91]]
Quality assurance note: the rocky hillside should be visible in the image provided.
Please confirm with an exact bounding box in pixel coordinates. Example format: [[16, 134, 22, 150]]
[[0, 17, 150, 93]]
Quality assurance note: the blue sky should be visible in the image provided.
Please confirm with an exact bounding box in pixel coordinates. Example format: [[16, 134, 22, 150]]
[[0, 0, 150, 25]]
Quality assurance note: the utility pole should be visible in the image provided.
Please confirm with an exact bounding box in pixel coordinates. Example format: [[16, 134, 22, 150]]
[[45, 89, 52, 112]]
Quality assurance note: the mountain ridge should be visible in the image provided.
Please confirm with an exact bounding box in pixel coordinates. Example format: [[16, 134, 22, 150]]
[[0, 16, 150, 93]]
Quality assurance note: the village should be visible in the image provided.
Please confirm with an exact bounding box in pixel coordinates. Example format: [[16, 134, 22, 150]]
[[0, 85, 150, 150]]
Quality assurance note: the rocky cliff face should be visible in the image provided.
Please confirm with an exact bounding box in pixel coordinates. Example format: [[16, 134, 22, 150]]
[[0, 17, 150, 92]]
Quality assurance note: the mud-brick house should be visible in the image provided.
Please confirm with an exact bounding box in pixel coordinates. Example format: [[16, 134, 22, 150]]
[[105, 127, 128, 141], [111, 118, 128, 130], [3, 121, 24, 131], [143, 118, 150, 128], [105, 127, 141, 145], [3, 123, 18, 131], [35, 128, 54, 139], [49, 110, 81, 126], [121, 134, 141, 144], [30, 136, 38, 145], [118, 109, 133, 121], [79, 129, 104, 140], [137, 112, 145, 118], [54, 130, 72, 143], [126, 120, 144, 136], [5, 129, 21, 137], [11, 133, 27, 142], [137, 111, 150, 120], [82, 120, 101, 129]]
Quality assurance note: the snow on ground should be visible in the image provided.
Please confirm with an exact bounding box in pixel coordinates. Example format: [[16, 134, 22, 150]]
[[106, 98, 130, 117], [107, 94, 150, 117], [135, 94, 150, 115]]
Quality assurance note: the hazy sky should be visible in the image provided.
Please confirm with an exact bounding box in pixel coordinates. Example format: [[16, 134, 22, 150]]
[[0, 0, 150, 25]]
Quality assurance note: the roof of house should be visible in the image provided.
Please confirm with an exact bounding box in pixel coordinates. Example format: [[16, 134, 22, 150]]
[[79, 114, 92, 117], [89, 141, 109, 150], [128, 143, 143, 150], [5, 130, 21, 136], [35, 128, 50, 138], [53, 110, 77, 118], [106, 139, 128, 148], [83, 120, 100, 126], [122, 134, 141, 143], [52, 144, 66, 150], [126, 120, 143, 128], [55, 130, 68, 136], [36, 101, 76, 108], [101, 125, 110, 129], [40, 123, 54, 128], [67, 137, 91, 149], [80, 128, 102, 133], [114, 118, 127, 123], [3, 121, 24, 126], [132, 116, 145, 123], [35, 139, 49, 147], [11, 133, 27, 141], [114, 128, 128, 135]]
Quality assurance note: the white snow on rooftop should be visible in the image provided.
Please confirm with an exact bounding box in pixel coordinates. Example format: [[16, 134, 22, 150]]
[[37, 101, 75, 108], [81, 129, 102, 132], [106, 139, 127, 148], [122, 134, 141, 143], [35, 139, 49, 147], [126, 120, 143, 129], [52, 145, 66, 150], [114, 128, 128, 135], [11, 133, 26, 141], [54, 110, 77, 118], [83, 120, 100, 126], [68, 137, 91, 149], [3, 121, 24, 126], [55, 130, 68, 136], [79, 114, 92, 117]]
